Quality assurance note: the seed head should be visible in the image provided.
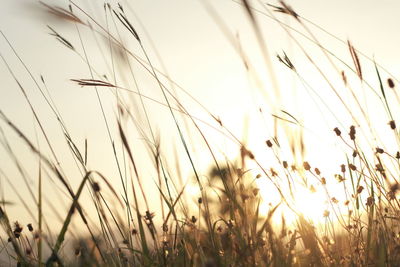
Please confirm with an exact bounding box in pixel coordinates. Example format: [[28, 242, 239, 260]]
[[266, 140, 273, 147], [349, 164, 357, 171], [389, 120, 396, 130], [303, 162, 311, 171], [340, 164, 346, 173], [366, 197, 374, 206], [357, 186, 364, 194], [388, 78, 395, 88], [331, 197, 339, 204], [333, 127, 341, 136], [282, 161, 288, 169], [92, 182, 100, 192], [349, 126, 356, 140]]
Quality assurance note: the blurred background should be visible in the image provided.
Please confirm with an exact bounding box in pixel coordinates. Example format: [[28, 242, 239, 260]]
[[1, 0, 400, 232]]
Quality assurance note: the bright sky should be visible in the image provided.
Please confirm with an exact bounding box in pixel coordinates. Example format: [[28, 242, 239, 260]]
[[1, 0, 400, 230]]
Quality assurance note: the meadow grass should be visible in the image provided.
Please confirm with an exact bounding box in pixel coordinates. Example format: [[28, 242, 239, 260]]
[[1, 1, 400, 266]]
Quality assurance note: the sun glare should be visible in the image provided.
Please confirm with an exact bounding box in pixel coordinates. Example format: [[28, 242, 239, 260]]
[[257, 176, 333, 225]]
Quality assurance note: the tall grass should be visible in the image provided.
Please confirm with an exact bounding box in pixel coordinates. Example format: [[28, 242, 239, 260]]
[[1, 0, 400, 266]]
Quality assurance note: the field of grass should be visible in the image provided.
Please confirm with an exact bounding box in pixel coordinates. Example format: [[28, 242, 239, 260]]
[[1, 1, 400, 266]]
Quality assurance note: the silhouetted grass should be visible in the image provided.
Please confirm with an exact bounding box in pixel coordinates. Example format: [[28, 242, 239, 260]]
[[1, 1, 400, 266]]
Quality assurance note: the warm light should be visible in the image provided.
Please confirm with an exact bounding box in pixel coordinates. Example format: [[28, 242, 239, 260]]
[[257, 178, 332, 225], [287, 186, 330, 223]]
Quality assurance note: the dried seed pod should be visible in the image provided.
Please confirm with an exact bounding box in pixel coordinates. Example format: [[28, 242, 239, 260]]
[[389, 120, 396, 130], [388, 78, 395, 88], [366, 197, 374, 206], [282, 161, 288, 169], [349, 126, 356, 140], [92, 182, 100, 192], [303, 162, 311, 171], [266, 140, 273, 147], [333, 127, 341, 136], [341, 164, 346, 173], [349, 164, 357, 171]]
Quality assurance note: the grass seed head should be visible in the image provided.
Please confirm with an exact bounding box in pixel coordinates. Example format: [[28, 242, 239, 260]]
[[349, 164, 357, 171], [303, 161, 311, 171], [389, 120, 396, 129], [349, 125, 356, 140], [92, 182, 100, 192], [366, 197, 375, 206], [341, 164, 346, 173], [266, 140, 273, 147], [282, 161, 288, 169], [333, 127, 341, 136], [388, 78, 395, 88]]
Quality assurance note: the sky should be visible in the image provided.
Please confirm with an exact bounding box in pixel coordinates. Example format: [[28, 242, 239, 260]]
[[1, 0, 400, 231]]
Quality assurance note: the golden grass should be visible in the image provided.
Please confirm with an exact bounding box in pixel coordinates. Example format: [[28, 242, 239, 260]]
[[1, 1, 400, 266]]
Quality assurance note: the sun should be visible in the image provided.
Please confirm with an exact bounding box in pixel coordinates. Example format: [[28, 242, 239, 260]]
[[257, 178, 331, 225]]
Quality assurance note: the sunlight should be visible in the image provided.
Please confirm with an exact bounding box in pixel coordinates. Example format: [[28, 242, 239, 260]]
[[288, 186, 330, 223], [257, 176, 332, 225]]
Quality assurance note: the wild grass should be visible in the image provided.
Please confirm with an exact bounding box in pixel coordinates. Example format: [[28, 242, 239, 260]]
[[1, 0, 400, 266]]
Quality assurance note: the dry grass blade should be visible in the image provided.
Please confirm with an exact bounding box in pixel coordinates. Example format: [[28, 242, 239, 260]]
[[112, 9, 141, 42], [267, 1, 299, 20], [47, 25, 75, 51], [39, 1, 84, 25], [45, 171, 96, 266], [71, 78, 116, 87], [348, 40, 363, 81], [277, 51, 295, 70]]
